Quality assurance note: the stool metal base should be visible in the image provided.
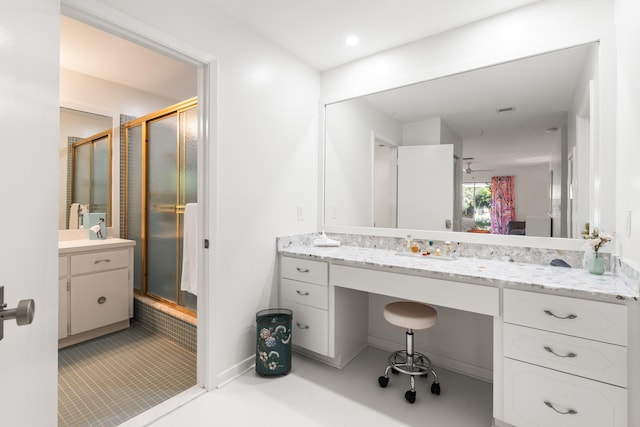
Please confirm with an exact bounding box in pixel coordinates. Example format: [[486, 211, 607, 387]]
[[377, 329, 441, 403]]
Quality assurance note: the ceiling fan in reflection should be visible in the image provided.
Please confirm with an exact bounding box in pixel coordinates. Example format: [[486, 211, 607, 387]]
[[463, 158, 493, 175]]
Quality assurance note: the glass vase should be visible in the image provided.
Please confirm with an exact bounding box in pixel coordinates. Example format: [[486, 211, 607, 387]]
[[589, 252, 605, 275]]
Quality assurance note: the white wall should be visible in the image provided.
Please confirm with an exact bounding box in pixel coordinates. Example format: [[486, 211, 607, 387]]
[[321, 0, 615, 375], [402, 117, 440, 146], [615, 0, 640, 265], [325, 98, 402, 227], [79, 0, 321, 389]]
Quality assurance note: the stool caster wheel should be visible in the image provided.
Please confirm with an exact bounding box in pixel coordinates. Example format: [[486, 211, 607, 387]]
[[431, 382, 441, 395], [405, 390, 416, 403], [391, 367, 399, 374], [378, 376, 389, 388]]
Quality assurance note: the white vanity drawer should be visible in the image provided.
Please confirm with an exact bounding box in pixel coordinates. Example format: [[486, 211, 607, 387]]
[[281, 256, 328, 286], [71, 249, 129, 275], [504, 323, 627, 387], [282, 300, 329, 356], [503, 358, 627, 427], [281, 278, 328, 310], [503, 289, 627, 346], [59, 256, 68, 278], [70, 269, 130, 335]]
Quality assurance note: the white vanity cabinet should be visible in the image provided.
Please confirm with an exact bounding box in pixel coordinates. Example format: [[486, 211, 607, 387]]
[[502, 288, 628, 427], [280, 256, 330, 355], [279, 256, 369, 367], [58, 239, 135, 348]]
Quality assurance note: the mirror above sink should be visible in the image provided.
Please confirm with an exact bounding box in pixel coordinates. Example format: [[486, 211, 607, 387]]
[[323, 42, 608, 242], [59, 107, 115, 230]]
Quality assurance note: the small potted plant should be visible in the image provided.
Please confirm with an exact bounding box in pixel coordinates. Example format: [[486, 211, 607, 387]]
[[584, 228, 613, 275]]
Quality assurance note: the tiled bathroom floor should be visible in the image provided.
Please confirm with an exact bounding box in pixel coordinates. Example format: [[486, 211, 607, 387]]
[[58, 321, 196, 427]]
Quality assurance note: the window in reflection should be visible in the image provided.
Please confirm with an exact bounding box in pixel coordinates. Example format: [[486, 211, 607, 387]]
[[462, 182, 491, 232]]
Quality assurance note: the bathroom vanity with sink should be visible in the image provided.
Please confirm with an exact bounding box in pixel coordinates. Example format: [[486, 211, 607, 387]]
[[58, 238, 135, 348], [277, 233, 639, 427]]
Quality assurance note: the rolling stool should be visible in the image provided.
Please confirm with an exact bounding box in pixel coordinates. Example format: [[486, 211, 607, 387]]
[[377, 301, 440, 403]]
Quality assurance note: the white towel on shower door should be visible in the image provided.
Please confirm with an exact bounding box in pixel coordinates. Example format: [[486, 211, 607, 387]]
[[180, 203, 198, 296], [69, 203, 80, 229]]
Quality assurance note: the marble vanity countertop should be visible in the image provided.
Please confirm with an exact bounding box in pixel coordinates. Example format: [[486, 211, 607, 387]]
[[279, 244, 639, 302], [58, 238, 136, 254]]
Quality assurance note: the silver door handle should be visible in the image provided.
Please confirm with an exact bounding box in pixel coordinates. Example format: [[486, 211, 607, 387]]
[[0, 285, 36, 341]]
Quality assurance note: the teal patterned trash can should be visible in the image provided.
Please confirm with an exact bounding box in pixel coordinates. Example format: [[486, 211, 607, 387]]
[[256, 308, 292, 376]]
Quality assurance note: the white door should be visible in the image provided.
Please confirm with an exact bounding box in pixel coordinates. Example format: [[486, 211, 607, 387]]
[[397, 145, 454, 230], [0, 1, 59, 425]]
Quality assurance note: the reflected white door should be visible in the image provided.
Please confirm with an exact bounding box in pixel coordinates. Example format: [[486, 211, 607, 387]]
[[0, 1, 59, 425], [374, 144, 397, 228], [397, 145, 454, 230]]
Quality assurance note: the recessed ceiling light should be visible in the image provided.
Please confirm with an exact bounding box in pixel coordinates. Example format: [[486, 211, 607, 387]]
[[345, 35, 360, 47]]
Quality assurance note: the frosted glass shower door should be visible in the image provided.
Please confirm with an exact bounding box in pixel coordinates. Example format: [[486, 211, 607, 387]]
[[147, 114, 180, 302], [124, 98, 197, 309]]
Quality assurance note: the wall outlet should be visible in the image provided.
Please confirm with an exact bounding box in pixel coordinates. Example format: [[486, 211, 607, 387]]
[[297, 205, 304, 221]]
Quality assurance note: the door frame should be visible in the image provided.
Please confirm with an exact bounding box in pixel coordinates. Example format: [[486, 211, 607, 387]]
[[61, 0, 216, 421], [371, 131, 398, 228]]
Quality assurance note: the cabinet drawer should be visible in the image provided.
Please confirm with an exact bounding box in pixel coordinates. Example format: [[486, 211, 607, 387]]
[[281, 256, 328, 286], [281, 278, 328, 309], [503, 358, 627, 427], [504, 323, 627, 387], [70, 269, 130, 335], [59, 256, 68, 278], [71, 249, 129, 275], [281, 300, 328, 356], [503, 289, 627, 346]]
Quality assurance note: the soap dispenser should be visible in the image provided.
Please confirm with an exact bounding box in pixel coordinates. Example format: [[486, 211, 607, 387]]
[[405, 235, 412, 251]]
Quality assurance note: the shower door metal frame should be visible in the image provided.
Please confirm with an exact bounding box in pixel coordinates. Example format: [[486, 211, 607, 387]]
[[124, 97, 198, 312], [70, 129, 113, 227]]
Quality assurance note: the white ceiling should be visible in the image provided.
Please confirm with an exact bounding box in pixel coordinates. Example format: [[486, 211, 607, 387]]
[[60, 0, 543, 96], [205, 0, 542, 71], [60, 15, 197, 102]]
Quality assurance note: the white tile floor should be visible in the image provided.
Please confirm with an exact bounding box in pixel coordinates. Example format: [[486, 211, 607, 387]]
[[150, 346, 493, 427]]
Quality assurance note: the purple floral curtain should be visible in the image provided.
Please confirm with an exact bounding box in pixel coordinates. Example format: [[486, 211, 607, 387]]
[[491, 176, 515, 234]]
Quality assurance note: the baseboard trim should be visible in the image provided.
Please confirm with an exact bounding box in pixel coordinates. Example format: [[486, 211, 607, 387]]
[[216, 355, 255, 388], [368, 335, 493, 383]]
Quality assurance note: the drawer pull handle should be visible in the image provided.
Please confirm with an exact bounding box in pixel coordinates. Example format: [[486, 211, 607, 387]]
[[544, 346, 577, 358], [544, 310, 577, 320], [544, 401, 577, 415], [296, 267, 310, 273], [296, 290, 310, 296], [94, 259, 112, 264], [296, 322, 309, 330], [97, 296, 107, 304]]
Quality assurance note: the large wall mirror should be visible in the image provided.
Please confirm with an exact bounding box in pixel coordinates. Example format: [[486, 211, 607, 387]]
[[324, 43, 602, 241], [59, 107, 115, 230]]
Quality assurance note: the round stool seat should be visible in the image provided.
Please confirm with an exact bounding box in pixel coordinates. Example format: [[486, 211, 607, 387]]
[[383, 301, 437, 330]]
